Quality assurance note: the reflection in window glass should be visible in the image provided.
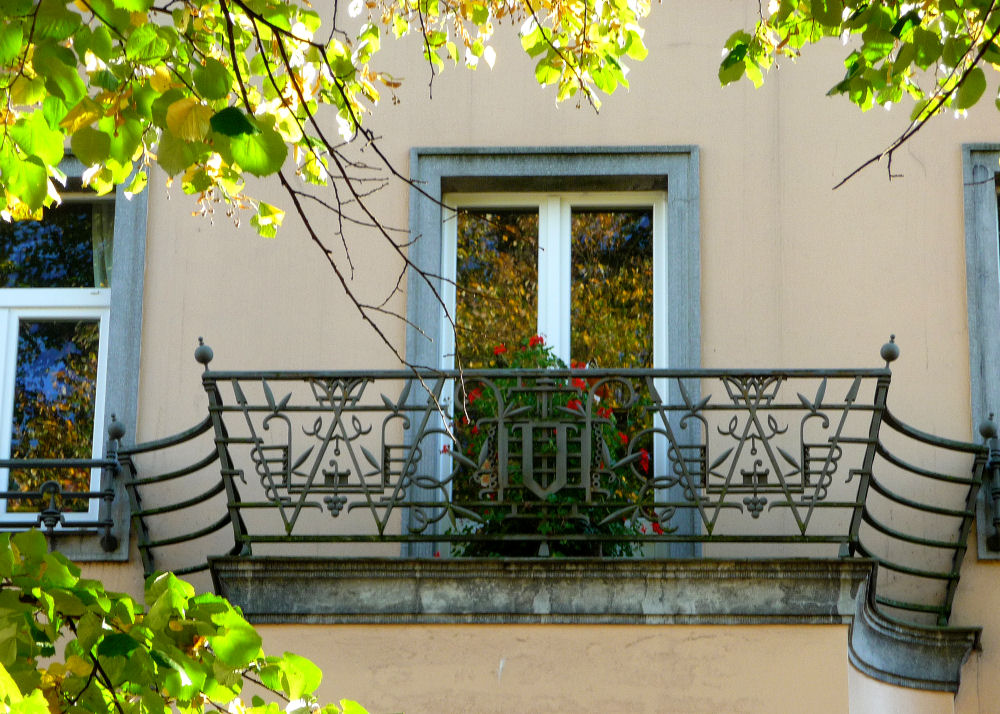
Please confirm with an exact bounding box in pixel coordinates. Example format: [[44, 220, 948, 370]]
[[0, 200, 115, 288], [570, 209, 653, 368], [456, 210, 539, 367], [8, 320, 99, 511]]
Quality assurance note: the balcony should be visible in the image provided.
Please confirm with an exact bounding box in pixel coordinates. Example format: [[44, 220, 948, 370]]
[[4, 338, 997, 691]]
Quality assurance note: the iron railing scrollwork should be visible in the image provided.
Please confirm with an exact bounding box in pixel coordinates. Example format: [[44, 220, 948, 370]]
[[113, 340, 992, 627], [0, 415, 125, 551], [3, 337, 990, 628]]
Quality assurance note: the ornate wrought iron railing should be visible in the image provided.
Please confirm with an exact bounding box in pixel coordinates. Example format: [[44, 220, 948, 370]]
[[0, 417, 125, 551], [119, 339, 993, 626]]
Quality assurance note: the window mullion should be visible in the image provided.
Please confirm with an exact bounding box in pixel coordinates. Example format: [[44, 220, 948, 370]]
[[537, 196, 569, 362]]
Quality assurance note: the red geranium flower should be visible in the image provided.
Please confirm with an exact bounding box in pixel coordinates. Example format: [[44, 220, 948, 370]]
[[567, 398, 583, 412], [617, 431, 628, 445], [471, 425, 479, 435], [529, 335, 545, 347], [572, 377, 587, 391], [597, 406, 613, 419], [639, 448, 650, 474], [651, 522, 664, 535], [494, 344, 507, 355], [440, 444, 450, 454], [467, 387, 482, 403]]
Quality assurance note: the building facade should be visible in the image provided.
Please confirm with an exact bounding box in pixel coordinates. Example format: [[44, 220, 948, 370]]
[[3, 2, 1000, 712]]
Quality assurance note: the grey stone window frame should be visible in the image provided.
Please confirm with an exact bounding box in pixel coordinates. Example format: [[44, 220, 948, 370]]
[[406, 146, 700, 371], [1, 158, 147, 560], [962, 145, 1000, 559], [405, 146, 701, 555]]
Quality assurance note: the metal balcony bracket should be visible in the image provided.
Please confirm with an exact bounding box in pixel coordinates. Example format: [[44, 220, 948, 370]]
[[849, 574, 981, 693]]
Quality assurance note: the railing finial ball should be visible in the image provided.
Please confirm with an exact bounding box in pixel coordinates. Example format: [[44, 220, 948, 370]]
[[880, 334, 900, 365], [980, 413, 998, 441], [195, 337, 214, 368], [108, 414, 126, 441]]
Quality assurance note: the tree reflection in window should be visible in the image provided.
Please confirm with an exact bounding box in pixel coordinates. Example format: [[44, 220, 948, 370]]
[[8, 320, 99, 511], [570, 209, 653, 368], [456, 209, 539, 367]]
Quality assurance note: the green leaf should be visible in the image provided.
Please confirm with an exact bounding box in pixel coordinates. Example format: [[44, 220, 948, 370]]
[[210, 107, 257, 136], [112, 0, 154, 11], [813, 0, 843, 27], [912, 27, 942, 70], [0, 22, 23, 65], [0, 0, 34, 15], [42, 95, 68, 130], [955, 66, 986, 109], [889, 10, 919, 40], [89, 25, 113, 61], [126, 23, 170, 62], [7, 157, 48, 210], [71, 126, 112, 166], [35, 1, 80, 41], [32, 43, 85, 104], [194, 58, 232, 100], [534, 58, 560, 85], [229, 125, 287, 176], [12, 531, 47, 567], [207, 621, 261, 667], [96, 633, 142, 658], [277, 652, 322, 699], [104, 117, 143, 164]]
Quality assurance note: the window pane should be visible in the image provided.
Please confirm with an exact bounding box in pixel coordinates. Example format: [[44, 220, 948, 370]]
[[0, 200, 114, 288], [570, 209, 653, 367], [456, 210, 539, 366], [8, 319, 100, 511]]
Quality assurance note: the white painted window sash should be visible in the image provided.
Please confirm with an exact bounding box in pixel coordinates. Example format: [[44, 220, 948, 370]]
[[0, 304, 110, 521], [442, 190, 668, 367]]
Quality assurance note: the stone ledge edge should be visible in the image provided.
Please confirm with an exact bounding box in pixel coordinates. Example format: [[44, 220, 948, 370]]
[[210, 556, 979, 692]]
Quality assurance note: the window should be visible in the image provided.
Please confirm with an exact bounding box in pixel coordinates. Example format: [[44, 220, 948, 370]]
[[407, 147, 700, 555], [442, 191, 666, 369], [962, 145, 1000, 559], [0, 160, 147, 559]]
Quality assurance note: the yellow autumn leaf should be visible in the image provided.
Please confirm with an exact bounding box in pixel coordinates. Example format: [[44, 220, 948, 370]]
[[65, 655, 93, 677], [59, 97, 103, 133], [165, 97, 213, 141], [150, 65, 174, 92]]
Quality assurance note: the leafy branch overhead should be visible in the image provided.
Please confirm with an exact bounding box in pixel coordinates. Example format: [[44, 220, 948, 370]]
[[0, 530, 369, 714], [720, 0, 1000, 179], [0, 0, 651, 224]]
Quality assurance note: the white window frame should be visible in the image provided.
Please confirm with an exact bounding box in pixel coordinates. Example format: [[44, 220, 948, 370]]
[[0, 187, 115, 522], [0, 163, 147, 559], [440, 191, 668, 369], [0, 292, 111, 521]]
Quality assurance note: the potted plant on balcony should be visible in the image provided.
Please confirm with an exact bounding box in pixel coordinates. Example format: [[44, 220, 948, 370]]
[[446, 336, 661, 557]]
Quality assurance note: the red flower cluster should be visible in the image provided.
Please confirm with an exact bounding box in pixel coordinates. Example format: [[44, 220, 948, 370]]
[[596, 406, 613, 419], [528, 335, 545, 347], [567, 398, 583, 412], [494, 344, 507, 355], [639, 448, 650, 474], [617, 431, 628, 446], [572, 377, 587, 391], [467, 387, 482, 404], [651, 522, 665, 535]]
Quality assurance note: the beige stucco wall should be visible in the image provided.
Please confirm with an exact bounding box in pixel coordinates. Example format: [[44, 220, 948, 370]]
[[258, 624, 850, 713], [79, 0, 1000, 709]]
